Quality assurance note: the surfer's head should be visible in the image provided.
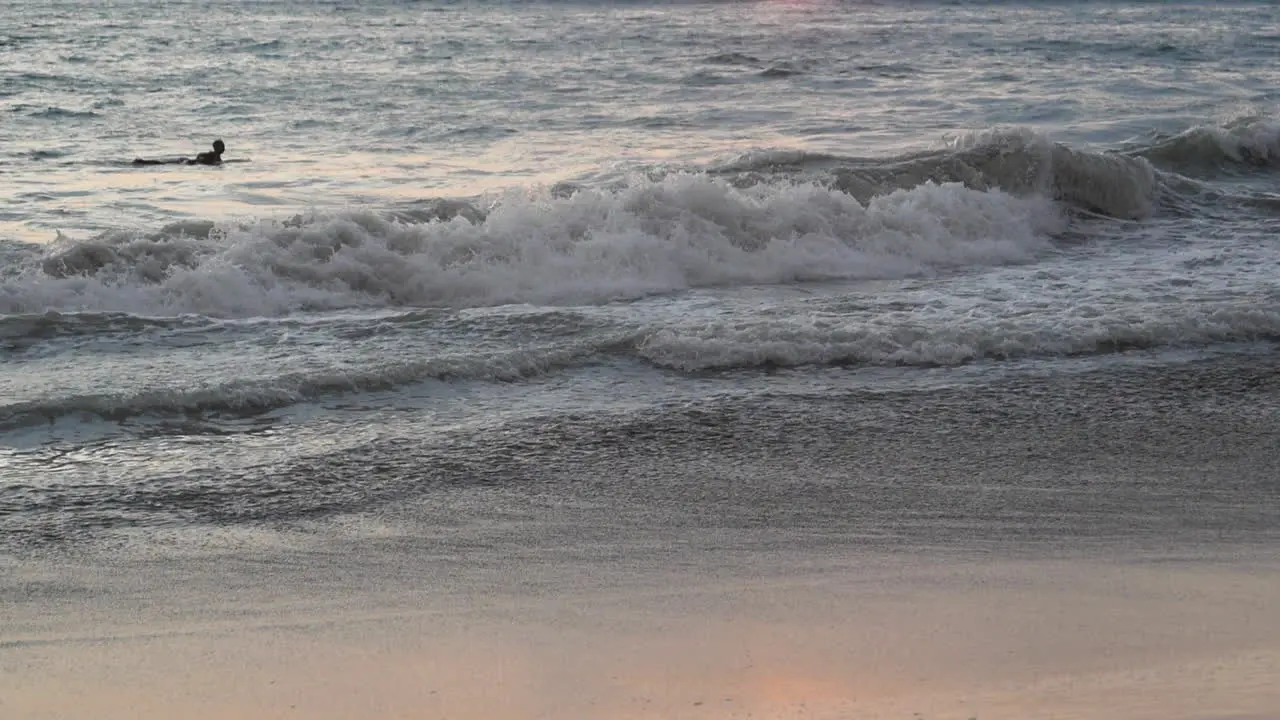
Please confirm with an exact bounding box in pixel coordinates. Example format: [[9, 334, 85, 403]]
[[212, 139, 225, 155]]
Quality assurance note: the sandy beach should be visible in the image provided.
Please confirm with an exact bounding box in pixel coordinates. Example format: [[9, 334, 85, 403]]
[[5, 546, 1279, 720]]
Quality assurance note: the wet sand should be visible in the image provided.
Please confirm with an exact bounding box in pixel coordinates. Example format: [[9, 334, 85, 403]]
[[5, 352, 1279, 719], [4, 549, 1278, 720]]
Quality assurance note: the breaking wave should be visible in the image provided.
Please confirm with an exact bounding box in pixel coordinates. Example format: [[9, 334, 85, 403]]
[[1133, 115, 1280, 176], [0, 173, 1064, 318], [717, 128, 1162, 220]]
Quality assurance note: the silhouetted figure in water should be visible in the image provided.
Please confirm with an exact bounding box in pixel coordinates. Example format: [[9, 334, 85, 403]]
[[190, 139, 225, 165], [133, 139, 225, 166]]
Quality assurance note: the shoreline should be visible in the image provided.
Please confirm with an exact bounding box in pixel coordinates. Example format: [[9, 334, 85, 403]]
[[5, 548, 1279, 720]]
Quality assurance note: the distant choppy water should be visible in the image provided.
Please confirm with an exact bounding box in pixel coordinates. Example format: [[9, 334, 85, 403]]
[[1, 0, 1279, 556]]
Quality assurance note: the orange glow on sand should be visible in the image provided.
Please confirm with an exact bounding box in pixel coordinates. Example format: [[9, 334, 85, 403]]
[[5, 555, 1280, 720]]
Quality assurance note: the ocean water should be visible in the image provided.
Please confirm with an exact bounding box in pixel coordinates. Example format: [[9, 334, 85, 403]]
[[2, 0, 1279, 563]]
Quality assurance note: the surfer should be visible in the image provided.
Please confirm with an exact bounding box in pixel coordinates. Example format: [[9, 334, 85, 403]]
[[189, 139, 225, 165], [132, 139, 225, 166]]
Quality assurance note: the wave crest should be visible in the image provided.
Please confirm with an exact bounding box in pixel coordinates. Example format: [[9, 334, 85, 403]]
[[718, 129, 1160, 220], [1135, 116, 1280, 176]]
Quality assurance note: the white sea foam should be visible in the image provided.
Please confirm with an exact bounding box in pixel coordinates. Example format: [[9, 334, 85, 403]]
[[0, 174, 1064, 318]]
